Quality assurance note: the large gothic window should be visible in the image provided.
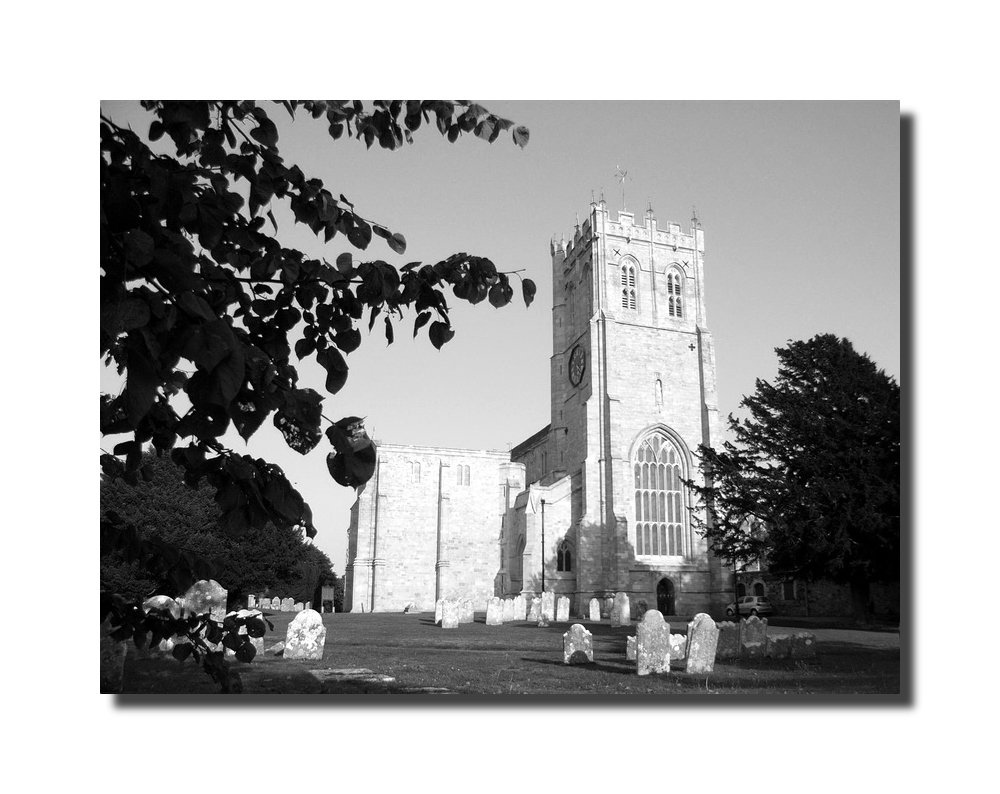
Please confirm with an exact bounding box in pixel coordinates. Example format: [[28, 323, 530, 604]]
[[633, 432, 689, 558], [621, 263, 637, 310]]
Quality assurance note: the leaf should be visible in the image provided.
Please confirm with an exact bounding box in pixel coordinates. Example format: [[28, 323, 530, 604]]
[[428, 321, 455, 350], [522, 278, 537, 307], [336, 252, 354, 274], [413, 311, 431, 337], [317, 347, 349, 395], [347, 219, 372, 251], [488, 281, 514, 308], [235, 641, 257, 663], [513, 126, 530, 148], [172, 642, 193, 662]]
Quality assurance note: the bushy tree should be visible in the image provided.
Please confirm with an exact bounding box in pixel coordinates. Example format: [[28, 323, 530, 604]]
[[101, 101, 533, 687], [689, 334, 900, 620]]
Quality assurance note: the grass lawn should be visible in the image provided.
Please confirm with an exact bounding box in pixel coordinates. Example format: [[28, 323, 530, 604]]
[[119, 611, 901, 696]]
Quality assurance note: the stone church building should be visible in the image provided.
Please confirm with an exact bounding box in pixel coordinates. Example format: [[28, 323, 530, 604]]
[[345, 199, 732, 618]]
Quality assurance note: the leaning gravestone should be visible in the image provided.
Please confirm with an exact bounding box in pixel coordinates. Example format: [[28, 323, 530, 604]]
[[180, 580, 227, 622], [740, 616, 768, 658], [284, 609, 326, 660], [715, 621, 740, 659], [527, 597, 541, 622], [636, 610, 671, 675], [541, 591, 555, 622], [280, 598, 295, 612], [626, 635, 636, 661], [766, 633, 792, 658], [611, 592, 631, 627], [514, 594, 526, 621], [589, 598, 601, 622], [442, 600, 460, 629], [790, 632, 818, 658], [502, 598, 515, 623], [563, 624, 593, 664], [486, 597, 503, 626], [556, 596, 570, 622], [685, 613, 720, 674]]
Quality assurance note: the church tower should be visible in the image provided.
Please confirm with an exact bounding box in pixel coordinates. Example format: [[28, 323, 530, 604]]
[[509, 197, 729, 616]]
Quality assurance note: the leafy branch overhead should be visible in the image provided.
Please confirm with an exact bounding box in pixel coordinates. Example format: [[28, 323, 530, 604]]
[[101, 100, 535, 545]]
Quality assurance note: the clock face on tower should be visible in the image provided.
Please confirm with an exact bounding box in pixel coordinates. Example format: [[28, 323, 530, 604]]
[[569, 345, 586, 386]]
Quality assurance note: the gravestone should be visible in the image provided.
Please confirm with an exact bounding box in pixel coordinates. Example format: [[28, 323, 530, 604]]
[[224, 609, 266, 660], [486, 597, 503, 626], [790, 632, 817, 658], [100, 617, 127, 693], [142, 595, 182, 619], [556, 596, 570, 622], [589, 598, 601, 622], [284, 609, 326, 660], [669, 633, 687, 660], [514, 595, 526, 621], [563, 624, 593, 664], [179, 580, 227, 622], [541, 591, 555, 622], [685, 613, 720, 674], [766, 633, 792, 658], [294, 602, 303, 612], [527, 597, 541, 622], [715, 621, 740, 659], [271, 597, 281, 610], [247, 594, 257, 609], [435, 598, 444, 625], [636, 610, 671, 675], [602, 597, 614, 619], [740, 616, 767, 658], [626, 635, 636, 661], [442, 600, 460, 629], [460, 598, 474, 624], [502, 598, 515, 623], [636, 599, 649, 617], [611, 592, 631, 627], [280, 598, 295, 612]]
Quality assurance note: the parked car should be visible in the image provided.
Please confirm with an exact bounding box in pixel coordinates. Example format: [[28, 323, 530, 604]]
[[725, 595, 773, 617]]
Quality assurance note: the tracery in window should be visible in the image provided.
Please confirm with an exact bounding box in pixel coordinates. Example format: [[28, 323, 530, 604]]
[[620, 262, 637, 310], [633, 432, 689, 558], [557, 539, 572, 572], [667, 270, 684, 318]]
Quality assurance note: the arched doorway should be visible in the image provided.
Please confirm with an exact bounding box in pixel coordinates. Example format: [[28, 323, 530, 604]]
[[656, 578, 675, 616]]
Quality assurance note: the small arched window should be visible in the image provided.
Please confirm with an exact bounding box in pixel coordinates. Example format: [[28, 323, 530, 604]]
[[667, 270, 684, 318], [455, 464, 470, 486], [410, 461, 421, 483], [557, 539, 572, 572], [621, 263, 637, 310]]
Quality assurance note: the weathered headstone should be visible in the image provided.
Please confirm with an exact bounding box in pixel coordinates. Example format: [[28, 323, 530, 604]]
[[790, 631, 817, 658], [514, 594, 526, 621], [636, 609, 671, 675], [715, 621, 740, 659], [685, 613, 720, 673], [180, 580, 227, 622], [527, 597, 541, 622], [556, 596, 570, 622], [435, 598, 445, 625], [293, 602, 304, 612], [284, 609, 326, 660], [589, 598, 601, 622], [563, 623, 594, 664], [611, 592, 631, 627], [486, 597, 503, 626], [442, 599, 460, 629], [280, 597, 295, 612], [502, 598, 515, 623], [460, 598, 474, 624], [142, 595, 182, 619], [271, 596, 281, 610], [100, 616, 127, 693], [224, 609, 266, 660], [541, 591, 555, 622], [740, 616, 768, 658], [602, 597, 613, 619], [247, 594, 257, 609], [766, 633, 792, 658], [626, 635, 636, 661], [669, 633, 687, 660]]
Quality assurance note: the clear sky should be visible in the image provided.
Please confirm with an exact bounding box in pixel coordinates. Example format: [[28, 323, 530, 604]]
[[100, 100, 900, 575]]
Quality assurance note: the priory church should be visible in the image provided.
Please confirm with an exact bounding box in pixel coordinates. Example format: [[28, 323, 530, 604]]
[[344, 196, 733, 618]]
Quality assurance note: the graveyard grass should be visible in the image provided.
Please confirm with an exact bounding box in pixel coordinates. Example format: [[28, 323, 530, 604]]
[[119, 611, 900, 696]]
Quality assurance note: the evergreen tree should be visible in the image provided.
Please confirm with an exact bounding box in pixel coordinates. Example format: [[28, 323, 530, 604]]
[[690, 334, 900, 620]]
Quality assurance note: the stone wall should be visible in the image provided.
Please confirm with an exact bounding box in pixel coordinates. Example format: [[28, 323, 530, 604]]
[[736, 571, 900, 618]]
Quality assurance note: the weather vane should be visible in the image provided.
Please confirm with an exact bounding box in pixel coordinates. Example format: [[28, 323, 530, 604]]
[[615, 165, 631, 211]]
